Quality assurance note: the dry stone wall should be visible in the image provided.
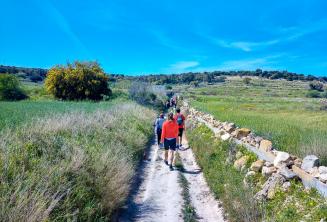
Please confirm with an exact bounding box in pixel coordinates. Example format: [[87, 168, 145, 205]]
[[182, 101, 327, 198]]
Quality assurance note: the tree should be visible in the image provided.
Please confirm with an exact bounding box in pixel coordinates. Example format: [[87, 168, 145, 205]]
[[45, 61, 111, 100], [0, 74, 28, 101]]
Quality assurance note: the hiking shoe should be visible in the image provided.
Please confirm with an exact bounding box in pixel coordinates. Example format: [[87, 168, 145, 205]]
[[169, 165, 174, 171], [164, 160, 169, 166]]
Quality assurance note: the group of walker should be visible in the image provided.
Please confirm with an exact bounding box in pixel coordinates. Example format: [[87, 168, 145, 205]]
[[155, 108, 185, 171]]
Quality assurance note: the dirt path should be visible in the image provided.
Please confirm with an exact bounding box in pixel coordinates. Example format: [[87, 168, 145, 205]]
[[118, 139, 184, 222], [119, 134, 225, 222], [179, 136, 225, 222]]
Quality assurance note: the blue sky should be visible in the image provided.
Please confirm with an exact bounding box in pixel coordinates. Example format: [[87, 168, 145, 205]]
[[1, 0, 327, 76]]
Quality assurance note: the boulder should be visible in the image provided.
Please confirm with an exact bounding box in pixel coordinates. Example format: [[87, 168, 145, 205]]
[[262, 166, 277, 177], [264, 161, 274, 167], [221, 133, 231, 141], [278, 166, 298, 180], [318, 166, 327, 174], [235, 128, 251, 139], [274, 151, 291, 168], [234, 156, 249, 171], [250, 160, 265, 172], [259, 140, 273, 152], [255, 136, 263, 143], [255, 173, 285, 200], [301, 155, 319, 172], [319, 174, 327, 183]]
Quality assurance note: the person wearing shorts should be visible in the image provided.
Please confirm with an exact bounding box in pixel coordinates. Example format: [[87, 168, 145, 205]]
[[174, 108, 186, 148], [161, 112, 179, 171]]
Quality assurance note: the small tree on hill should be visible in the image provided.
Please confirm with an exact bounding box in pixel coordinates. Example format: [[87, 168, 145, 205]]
[[0, 74, 28, 101], [45, 61, 111, 100], [309, 81, 324, 91]]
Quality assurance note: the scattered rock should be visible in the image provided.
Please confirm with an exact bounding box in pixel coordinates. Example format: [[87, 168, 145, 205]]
[[221, 133, 231, 141], [234, 156, 249, 171], [319, 174, 327, 183], [282, 181, 291, 191], [250, 160, 265, 172], [301, 155, 319, 172], [274, 151, 291, 168], [259, 140, 273, 152], [255, 173, 285, 200], [262, 166, 277, 177], [278, 166, 298, 180], [255, 136, 263, 143], [245, 171, 256, 178], [308, 167, 320, 178], [264, 161, 274, 167], [294, 158, 302, 167], [235, 128, 251, 139], [318, 166, 327, 174], [224, 123, 236, 133]]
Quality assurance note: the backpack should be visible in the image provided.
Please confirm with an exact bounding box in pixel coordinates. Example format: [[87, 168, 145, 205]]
[[177, 115, 183, 126], [156, 118, 165, 129]]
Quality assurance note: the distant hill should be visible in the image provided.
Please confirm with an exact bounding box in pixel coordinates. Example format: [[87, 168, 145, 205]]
[[0, 65, 48, 82], [1, 65, 326, 84]]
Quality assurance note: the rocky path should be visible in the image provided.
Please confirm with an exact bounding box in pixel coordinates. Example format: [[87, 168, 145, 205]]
[[118, 134, 225, 222]]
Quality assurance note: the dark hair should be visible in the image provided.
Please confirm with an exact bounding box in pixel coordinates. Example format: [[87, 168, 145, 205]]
[[160, 113, 164, 118], [168, 112, 174, 120], [176, 108, 181, 113]]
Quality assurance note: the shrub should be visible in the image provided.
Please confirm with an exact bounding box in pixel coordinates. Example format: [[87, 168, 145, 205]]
[[0, 74, 28, 100], [165, 85, 173, 90], [243, 77, 252, 85], [129, 81, 165, 109], [190, 81, 199, 87], [309, 81, 324, 91], [45, 61, 111, 100], [306, 90, 321, 98]]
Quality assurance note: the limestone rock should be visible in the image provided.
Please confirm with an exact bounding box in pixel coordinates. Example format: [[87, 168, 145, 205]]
[[308, 167, 320, 178], [294, 158, 302, 167], [235, 128, 251, 139], [319, 173, 327, 183], [245, 171, 256, 178], [259, 140, 273, 152], [264, 161, 274, 167], [278, 166, 297, 180], [255, 173, 285, 200], [234, 156, 249, 171], [262, 166, 277, 177], [318, 166, 327, 174], [224, 123, 236, 133], [282, 181, 291, 191], [301, 155, 319, 172], [250, 160, 265, 172], [274, 151, 291, 168], [221, 133, 231, 141]]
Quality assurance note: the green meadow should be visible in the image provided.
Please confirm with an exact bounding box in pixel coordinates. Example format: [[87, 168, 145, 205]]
[[185, 76, 327, 163]]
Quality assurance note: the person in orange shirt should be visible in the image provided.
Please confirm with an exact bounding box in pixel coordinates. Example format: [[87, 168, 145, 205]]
[[174, 108, 186, 148], [161, 112, 179, 171]]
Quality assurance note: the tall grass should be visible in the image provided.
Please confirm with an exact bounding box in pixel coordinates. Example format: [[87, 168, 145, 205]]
[[0, 103, 155, 221]]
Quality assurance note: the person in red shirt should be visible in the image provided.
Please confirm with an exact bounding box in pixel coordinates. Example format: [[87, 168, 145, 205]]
[[161, 112, 179, 171], [174, 108, 186, 148]]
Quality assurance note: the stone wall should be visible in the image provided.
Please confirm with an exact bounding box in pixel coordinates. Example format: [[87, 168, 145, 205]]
[[182, 101, 327, 198]]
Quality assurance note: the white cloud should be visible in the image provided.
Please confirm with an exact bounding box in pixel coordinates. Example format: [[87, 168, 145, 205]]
[[164, 61, 200, 73], [208, 19, 327, 52]]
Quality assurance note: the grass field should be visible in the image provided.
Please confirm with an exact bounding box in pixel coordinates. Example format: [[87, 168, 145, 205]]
[[184, 77, 327, 163]]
